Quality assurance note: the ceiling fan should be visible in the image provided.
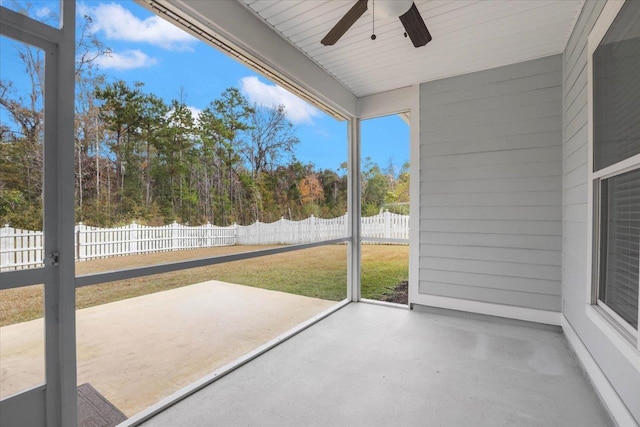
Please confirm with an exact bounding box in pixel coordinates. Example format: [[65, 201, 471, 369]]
[[321, 0, 432, 48]]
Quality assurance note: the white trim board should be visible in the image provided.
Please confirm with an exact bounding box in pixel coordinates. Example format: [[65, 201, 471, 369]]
[[585, 0, 640, 350], [357, 86, 415, 119], [562, 316, 638, 427], [408, 85, 421, 309], [356, 85, 421, 308], [412, 294, 562, 326]]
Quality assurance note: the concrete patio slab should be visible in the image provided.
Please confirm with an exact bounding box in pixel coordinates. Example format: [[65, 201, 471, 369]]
[[0, 281, 336, 416], [142, 303, 614, 427]]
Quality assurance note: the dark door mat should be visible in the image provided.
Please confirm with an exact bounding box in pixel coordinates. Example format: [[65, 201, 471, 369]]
[[78, 383, 127, 427]]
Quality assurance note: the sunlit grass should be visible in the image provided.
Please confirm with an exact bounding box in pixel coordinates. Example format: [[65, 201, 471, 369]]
[[362, 245, 409, 299], [0, 245, 408, 326]]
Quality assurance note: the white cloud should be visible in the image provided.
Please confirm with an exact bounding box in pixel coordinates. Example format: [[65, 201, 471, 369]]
[[35, 7, 52, 19], [94, 49, 158, 70], [166, 105, 203, 125], [240, 76, 321, 125], [79, 2, 196, 51], [187, 106, 202, 122]]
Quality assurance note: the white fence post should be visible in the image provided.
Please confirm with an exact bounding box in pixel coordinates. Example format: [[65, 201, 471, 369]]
[[205, 222, 211, 247], [232, 223, 238, 245], [171, 221, 179, 250], [75, 223, 81, 261], [129, 222, 138, 255], [1, 224, 14, 271], [310, 215, 316, 242], [384, 209, 391, 239]]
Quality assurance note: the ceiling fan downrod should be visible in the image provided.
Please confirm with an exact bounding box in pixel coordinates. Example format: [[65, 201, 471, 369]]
[[371, 0, 376, 40]]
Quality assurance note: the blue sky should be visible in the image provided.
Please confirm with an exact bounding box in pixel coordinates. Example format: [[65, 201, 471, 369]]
[[0, 0, 408, 173]]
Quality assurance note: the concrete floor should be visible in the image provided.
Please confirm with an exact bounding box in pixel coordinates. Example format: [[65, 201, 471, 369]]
[[142, 302, 613, 427], [0, 281, 335, 415]]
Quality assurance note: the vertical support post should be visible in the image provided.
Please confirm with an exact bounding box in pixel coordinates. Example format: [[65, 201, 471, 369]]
[[408, 85, 420, 308], [347, 117, 361, 302], [44, 1, 77, 426]]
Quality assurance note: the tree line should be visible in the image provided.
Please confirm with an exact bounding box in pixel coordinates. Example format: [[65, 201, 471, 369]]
[[0, 12, 408, 230]]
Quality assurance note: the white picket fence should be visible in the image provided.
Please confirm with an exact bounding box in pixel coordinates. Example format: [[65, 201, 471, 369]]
[[0, 211, 409, 271], [236, 214, 348, 245], [75, 222, 237, 261], [0, 227, 43, 271]]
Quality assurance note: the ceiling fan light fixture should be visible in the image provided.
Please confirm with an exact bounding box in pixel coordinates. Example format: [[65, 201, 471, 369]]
[[375, 0, 413, 18]]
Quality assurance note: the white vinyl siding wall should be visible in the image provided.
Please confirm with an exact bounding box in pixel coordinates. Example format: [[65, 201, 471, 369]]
[[563, 0, 640, 423], [418, 55, 563, 312]]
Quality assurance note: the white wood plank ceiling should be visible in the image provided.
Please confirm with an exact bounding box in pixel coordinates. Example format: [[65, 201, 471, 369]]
[[240, 0, 585, 97]]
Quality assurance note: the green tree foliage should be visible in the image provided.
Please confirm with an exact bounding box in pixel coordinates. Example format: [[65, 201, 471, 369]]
[[0, 41, 44, 229], [362, 157, 390, 216], [0, 5, 109, 229], [197, 88, 253, 225], [0, 12, 409, 228], [386, 161, 410, 214]]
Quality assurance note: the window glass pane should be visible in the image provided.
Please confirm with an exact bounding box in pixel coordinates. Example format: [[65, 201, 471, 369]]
[[361, 244, 409, 304], [592, 0, 640, 172], [1, 1, 60, 29], [360, 115, 410, 217], [0, 285, 45, 398], [599, 168, 640, 329], [360, 114, 410, 303], [1, 34, 45, 269], [71, 0, 347, 271], [75, 246, 345, 418], [66, 1, 350, 417]]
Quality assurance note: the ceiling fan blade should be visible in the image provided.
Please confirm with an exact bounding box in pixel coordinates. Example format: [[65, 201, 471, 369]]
[[321, 0, 368, 46], [399, 3, 432, 48]]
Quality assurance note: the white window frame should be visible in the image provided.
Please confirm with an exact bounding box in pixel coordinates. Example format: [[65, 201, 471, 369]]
[[1, 1, 359, 425], [355, 86, 420, 308], [586, 0, 640, 355]]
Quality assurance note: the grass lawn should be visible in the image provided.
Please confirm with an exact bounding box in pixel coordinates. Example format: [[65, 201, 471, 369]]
[[0, 244, 408, 326]]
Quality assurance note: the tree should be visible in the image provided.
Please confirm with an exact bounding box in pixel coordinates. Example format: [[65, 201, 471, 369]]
[[198, 88, 253, 225], [317, 168, 347, 217], [139, 93, 169, 211], [244, 105, 299, 178], [0, 36, 45, 227], [386, 160, 410, 214], [361, 157, 390, 216], [0, 5, 109, 228], [242, 104, 300, 221], [96, 80, 147, 218], [299, 173, 325, 216], [153, 98, 196, 222], [75, 14, 111, 222]]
